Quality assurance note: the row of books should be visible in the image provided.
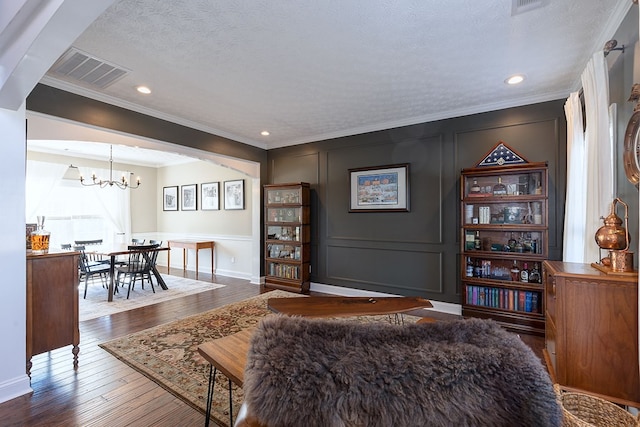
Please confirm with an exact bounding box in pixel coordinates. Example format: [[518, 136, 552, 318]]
[[465, 285, 541, 314], [268, 263, 300, 279]]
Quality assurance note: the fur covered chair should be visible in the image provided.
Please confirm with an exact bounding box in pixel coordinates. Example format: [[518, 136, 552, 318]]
[[237, 315, 562, 427]]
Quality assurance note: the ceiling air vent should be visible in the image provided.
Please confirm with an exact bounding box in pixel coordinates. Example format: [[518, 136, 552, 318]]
[[49, 47, 130, 89], [511, 0, 548, 16]]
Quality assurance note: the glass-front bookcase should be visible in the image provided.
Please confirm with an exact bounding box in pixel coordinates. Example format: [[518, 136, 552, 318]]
[[460, 162, 548, 336], [264, 182, 310, 293]]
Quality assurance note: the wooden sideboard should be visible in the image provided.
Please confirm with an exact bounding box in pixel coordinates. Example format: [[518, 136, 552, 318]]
[[26, 251, 80, 376], [542, 260, 640, 407]]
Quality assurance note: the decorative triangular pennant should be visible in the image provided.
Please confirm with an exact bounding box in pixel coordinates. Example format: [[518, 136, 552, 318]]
[[476, 141, 528, 167]]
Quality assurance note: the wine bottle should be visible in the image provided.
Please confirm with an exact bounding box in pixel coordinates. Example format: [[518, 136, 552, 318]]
[[510, 260, 520, 281], [520, 262, 529, 283], [529, 263, 541, 284], [492, 177, 507, 196], [470, 178, 481, 194], [474, 231, 481, 250], [473, 260, 482, 278], [466, 257, 474, 277]]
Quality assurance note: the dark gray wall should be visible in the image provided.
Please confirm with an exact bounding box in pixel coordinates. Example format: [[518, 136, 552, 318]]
[[268, 100, 567, 303]]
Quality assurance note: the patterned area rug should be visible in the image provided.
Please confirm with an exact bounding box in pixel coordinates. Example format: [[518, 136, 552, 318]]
[[99, 291, 421, 426], [80, 274, 225, 321]]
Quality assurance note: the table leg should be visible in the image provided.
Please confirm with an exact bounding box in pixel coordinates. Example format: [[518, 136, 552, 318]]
[[143, 251, 168, 290], [205, 365, 215, 427], [108, 255, 116, 302], [167, 247, 171, 275], [211, 245, 219, 280], [183, 248, 187, 275], [227, 377, 233, 426], [152, 264, 167, 290], [195, 247, 199, 279]]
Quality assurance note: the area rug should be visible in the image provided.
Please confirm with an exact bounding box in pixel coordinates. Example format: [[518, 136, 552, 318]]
[[99, 291, 421, 426], [79, 274, 225, 321]]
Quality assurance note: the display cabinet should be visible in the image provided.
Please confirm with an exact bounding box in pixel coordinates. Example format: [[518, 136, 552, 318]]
[[460, 161, 548, 336], [264, 182, 310, 293]]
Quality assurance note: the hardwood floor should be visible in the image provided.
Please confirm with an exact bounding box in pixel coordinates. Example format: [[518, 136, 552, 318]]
[[0, 269, 544, 426]]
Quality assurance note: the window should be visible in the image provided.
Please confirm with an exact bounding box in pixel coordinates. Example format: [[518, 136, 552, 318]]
[[26, 160, 130, 249]]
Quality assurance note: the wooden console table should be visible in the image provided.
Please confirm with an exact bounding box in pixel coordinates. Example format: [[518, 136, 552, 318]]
[[167, 240, 214, 279], [26, 250, 79, 376]]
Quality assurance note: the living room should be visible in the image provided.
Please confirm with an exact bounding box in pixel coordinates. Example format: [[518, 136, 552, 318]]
[[2, 1, 640, 424]]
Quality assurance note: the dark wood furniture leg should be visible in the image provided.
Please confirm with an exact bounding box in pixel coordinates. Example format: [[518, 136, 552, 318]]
[[108, 254, 116, 302]]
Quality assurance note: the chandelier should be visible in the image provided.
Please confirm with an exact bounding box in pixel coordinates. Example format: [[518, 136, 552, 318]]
[[79, 145, 140, 189]]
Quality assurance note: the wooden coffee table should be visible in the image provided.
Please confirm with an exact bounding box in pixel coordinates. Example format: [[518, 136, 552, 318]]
[[267, 296, 433, 318]]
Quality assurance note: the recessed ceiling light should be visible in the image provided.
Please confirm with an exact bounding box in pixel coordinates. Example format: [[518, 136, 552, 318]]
[[136, 85, 151, 94], [505, 75, 525, 85], [261, 131, 270, 136]]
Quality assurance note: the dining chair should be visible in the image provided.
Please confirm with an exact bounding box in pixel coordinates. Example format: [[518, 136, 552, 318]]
[[74, 239, 103, 246], [60, 243, 72, 250], [149, 240, 162, 246], [75, 245, 112, 299], [115, 244, 159, 299], [131, 238, 145, 245], [74, 239, 109, 264]]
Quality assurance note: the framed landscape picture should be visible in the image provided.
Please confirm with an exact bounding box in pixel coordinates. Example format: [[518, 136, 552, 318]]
[[224, 179, 245, 210], [201, 182, 220, 210], [181, 184, 197, 211], [163, 186, 178, 211], [348, 163, 410, 212]]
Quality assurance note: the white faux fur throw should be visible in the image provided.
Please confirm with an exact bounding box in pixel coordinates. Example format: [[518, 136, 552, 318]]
[[243, 315, 562, 427]]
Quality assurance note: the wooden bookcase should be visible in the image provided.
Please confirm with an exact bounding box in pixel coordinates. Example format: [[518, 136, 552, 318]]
[[264, 182, 310, 293], [460, 161, 548, 336]]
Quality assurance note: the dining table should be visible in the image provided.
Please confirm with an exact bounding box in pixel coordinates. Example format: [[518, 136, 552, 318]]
[[95, 244, 169, 302]]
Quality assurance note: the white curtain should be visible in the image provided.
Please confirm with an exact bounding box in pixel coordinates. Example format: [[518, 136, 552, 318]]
[[562, 92, 586, 262], [77, 165, 132, 243], [563, 51, 614, 264], [25, 160, 67, 220]]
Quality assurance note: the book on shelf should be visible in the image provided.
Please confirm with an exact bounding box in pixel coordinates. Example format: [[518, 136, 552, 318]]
[[466, 286, 541, 314]]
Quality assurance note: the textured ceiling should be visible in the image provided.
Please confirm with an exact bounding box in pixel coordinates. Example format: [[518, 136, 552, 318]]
[[38, 0, 631, 151]]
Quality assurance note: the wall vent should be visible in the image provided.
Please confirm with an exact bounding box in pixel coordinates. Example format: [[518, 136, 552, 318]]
[[511, 0, 548, 16], [49, 47, 130, 89]]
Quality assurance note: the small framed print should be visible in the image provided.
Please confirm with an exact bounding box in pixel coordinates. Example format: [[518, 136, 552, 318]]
[[181, 184, 197, 211], [348, 163, 410, 212], [224, 179, 245, 210], [163, 186, 178, 211], [201, 182, 220, 211]]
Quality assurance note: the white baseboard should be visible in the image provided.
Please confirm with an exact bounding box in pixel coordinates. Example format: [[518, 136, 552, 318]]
[[309, 282, 462, 316], [212, 268, 252, 281], [0, 374, 32, 405]]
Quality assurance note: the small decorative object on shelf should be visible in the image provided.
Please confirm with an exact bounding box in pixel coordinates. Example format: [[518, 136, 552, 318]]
[[460, 141, 548, 336], [592, 197, 636, 274], [30, 216, 50, 254], [492, 177, 507, 195], [470, 179, 481, 194], [264, 182, 311, 293]]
